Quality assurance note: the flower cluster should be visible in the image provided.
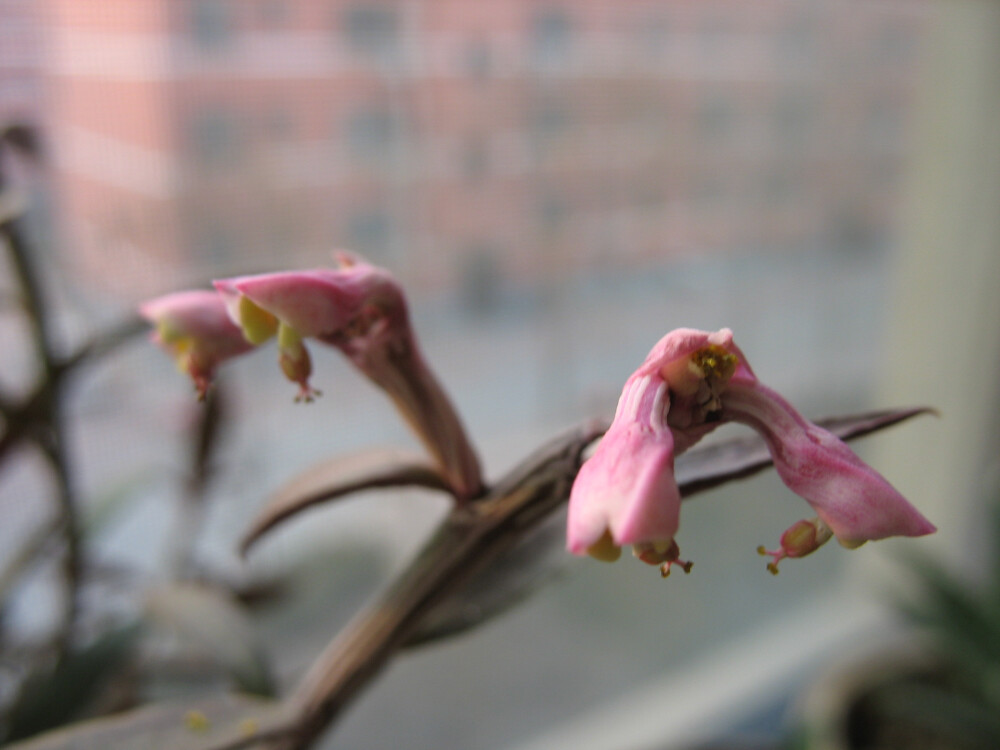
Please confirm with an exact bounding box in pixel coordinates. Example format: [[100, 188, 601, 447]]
[[566, 328, 935, 575], [140, 253, 483, 500]]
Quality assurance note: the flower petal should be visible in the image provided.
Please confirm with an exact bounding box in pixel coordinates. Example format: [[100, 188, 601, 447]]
[[221, 270, 360, 338], [723, 379, 936, 545], [139, 290, 254, 397], [567, 375, 681, 554]]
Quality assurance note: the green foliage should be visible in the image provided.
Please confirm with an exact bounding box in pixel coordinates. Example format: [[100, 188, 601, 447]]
[[879, 502, 1000, 750], [4, 623, 143, 743]]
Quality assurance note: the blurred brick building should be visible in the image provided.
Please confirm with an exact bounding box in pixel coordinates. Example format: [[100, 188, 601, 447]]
[[35, 0, 925, 300], [0, 0, 43, 125]]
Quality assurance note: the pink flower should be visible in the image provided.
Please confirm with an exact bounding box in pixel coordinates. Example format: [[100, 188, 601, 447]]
[[214, 253, 484, 500], [139, 290, 254, 400], [567, 328, 935, 575]]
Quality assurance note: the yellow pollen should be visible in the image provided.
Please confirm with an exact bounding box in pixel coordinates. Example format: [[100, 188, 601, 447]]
[[690, 345, 738, 384], [587, 529, 622, 562]]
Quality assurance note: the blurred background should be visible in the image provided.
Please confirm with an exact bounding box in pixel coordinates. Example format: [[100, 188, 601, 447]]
[[1, 1, 997, 748]]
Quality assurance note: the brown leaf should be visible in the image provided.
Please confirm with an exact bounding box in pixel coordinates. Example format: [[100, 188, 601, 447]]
[[239, 448, 451, 556], [676, 406, 935, 497], [4, 694, 290, 750]]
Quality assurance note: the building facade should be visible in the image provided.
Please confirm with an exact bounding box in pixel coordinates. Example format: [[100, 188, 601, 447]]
[[38, 0, 926, 300]]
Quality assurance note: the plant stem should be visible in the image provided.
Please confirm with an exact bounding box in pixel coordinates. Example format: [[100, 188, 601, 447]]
[[268, 422, 604, 750], [1, 176, 82, 657]]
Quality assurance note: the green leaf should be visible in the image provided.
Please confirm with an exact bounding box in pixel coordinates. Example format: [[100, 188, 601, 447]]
[[901, 554, 1000, 665], [869, 679, 1000, 750], [5, 622, 143, 743]]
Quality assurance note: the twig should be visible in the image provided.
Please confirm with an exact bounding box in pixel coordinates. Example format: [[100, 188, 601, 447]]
[[246, 407, 930, 750], [1, 165, 82, 661], [263, 421, 605, 750]]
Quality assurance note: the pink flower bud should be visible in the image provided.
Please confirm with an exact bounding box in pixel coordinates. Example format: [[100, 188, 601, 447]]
[[214, 254, 484, 500], [139, 290, 254, 399], [757, 517, 834, 575]]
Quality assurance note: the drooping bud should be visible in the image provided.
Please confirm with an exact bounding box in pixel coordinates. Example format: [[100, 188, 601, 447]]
[[214, 258, 484, 499], [633, 539, 693, 578], [757, 517, 834, 575], [139, 290, 254, 400], [277, 322, 319, 402]]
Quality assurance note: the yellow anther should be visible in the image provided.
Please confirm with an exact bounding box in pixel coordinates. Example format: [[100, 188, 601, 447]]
[[662, 345, 738, 402], [156, 320, 186, 345], [660, 559, 693, 578], [690, 345, 738, 384], [837, 538, 867, 550], [238, 295, 278, 345], [587, 529, 622, 562]]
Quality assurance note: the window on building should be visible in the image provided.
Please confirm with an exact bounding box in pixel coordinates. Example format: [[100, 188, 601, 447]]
[[189, 220, 237, 263], [637, 14, 670, 61], [762, 164, 799, 208], [772, 90, 814, 149], [462, 136, 490, 182], [264, 106, 294, 141], [459, 244, 503, 316], [776, 13, 816, 66], [699, 16, 733, 56], [259, 0, 287, 27], [187, 109, 241, 168], [346, 107, 399, 165], [531, 6, 573, 67], [342, 3, 400, 64], [529, 99, 572, 150], [190, 0, 232, 51], [698, 93, 737, 143], [347, 209, 394, 257], [872, 21, 914, 65], [865, 99, 903, 149], [464, 40, 493, 80], [537, 193, 569, 234], [694, 175, 725, 211]]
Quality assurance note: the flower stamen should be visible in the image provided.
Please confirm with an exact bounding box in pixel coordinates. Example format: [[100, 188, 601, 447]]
[[278, 322, 321, 402], [758, 517, 834, 575], [586, 529, 622, 562], [633, 539, 693, 578]]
